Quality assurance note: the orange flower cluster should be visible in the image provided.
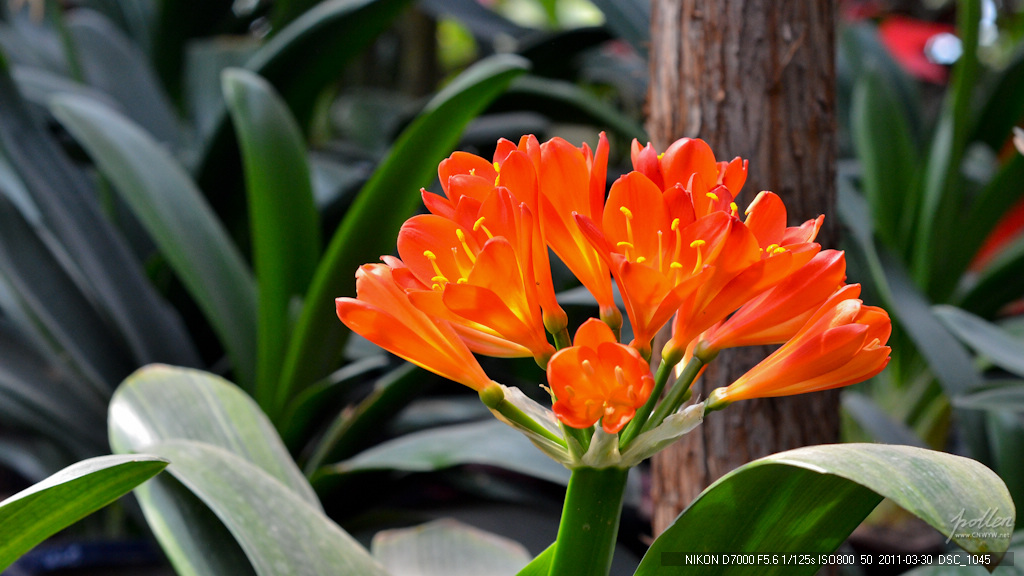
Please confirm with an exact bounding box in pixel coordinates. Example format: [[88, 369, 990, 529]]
[[336, 134, 891, 436]]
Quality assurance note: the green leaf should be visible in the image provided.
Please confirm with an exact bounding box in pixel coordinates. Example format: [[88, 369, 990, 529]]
[[371, 518, 531, 576], [636, 444, 1015, 576], [108, 364, 318, 507], [951, 154, 1024, 288], [904, 531, 1024, 574], [51, 95, 259, 391], [222, 68, 322, 414], [850, 67, 919, 253], [145, 440, 389, 576], [955, 384, 1024, 412], [0, 454, 167, 571], [324, 419, 570, 486], [277, 53, 529, 401], [0, 50, 200, 371], [912, 0, 981, 300], [935, 305, 1024, 378], [842, 392, 926, 448], [958, 226, 1024, 319], [196, 0, 413, 196], [502, 75, 648, 144], [971, 47, 1024, 152], [66, 10, 181, 147], [515, 544, 553, 576]]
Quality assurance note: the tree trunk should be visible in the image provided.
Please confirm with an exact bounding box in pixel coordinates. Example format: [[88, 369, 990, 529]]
[[647, 0, 840, 534]]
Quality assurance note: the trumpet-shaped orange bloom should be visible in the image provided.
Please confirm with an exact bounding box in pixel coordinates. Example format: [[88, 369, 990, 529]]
[[548, 319, 655, 433], [700, 250, 849, 353], [336, 264, 493, 391], [631, 138, 748, 207], [708, 290, 892, 407], [575, 171, 720, 352], [670, 191, 823, 351], [396, 188, 555, 362]]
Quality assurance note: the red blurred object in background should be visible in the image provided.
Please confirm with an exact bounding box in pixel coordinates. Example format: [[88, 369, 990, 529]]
[[878, 15, 956, 84]]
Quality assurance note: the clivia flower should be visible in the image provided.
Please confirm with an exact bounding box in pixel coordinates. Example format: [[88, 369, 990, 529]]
[[706, 288, 892, 409], [335, 264, 493, 391], [548, 319, 655, 434]]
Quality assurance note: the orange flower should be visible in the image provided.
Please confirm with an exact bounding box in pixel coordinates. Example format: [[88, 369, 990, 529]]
[[335, 264, 492, 391], [396, 188, 555, 362], [631, 137, 748, 208], [700, 250, 849, 353], [670, 191, 823, 351], [529, 134, 618, 322], [575, 171, 718, 352], [548, 319, 655, 433], [708, 289, 892, 407]]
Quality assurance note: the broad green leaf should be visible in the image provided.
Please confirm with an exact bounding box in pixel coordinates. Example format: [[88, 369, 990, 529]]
[[842, 392, 926, 448], [0, 454, 167, 571], [515, 544, 554, 576], [971, 47, 1024, 152], [959, 229, 1024, 319], [912, 0, 981, 300], [371, 519, 531, 576], [196, 0, 412, 197], [850, 68, 919, 253], [636, 444, 1015, 576], [0, 319, 107, 453], [108, 364, 318, 507], [951, 154, 1024, 288], [0, 194, 132, 394], [66, 9, 181, 147], [51, 95, 259, 390], [838, 186, 981, 397], [146, 440, 389, 576], [277, 54, 529, 401], [503, 75, 647, 143], [222, 68, 321, 414], [150, 0, 235, 104], [935, 305, 1024, 378], [0, 50, 200, 371], [955, 384, 1024, 412], [324, 419, 570, 486], [301, 363, 434, 472], [986, 410, 1024, 508]]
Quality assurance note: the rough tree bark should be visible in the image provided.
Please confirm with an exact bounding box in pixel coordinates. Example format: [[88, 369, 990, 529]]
[[647, 0, 840, 534]]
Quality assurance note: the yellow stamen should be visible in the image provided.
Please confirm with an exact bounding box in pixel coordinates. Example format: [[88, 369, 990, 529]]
[[473, 216, 494, 239], [457, 278, 468, 284], [619, 206, 635, 261], [469, 168, 476, 176], [455, 229, 476, 263], [636, 256, 647, 264], [670, 262, 683, 269], [423, 250, 449, 285], [690, 239, 706, 274], [671, 218, 682, 269], [657, 230, 664, 272], [730, 202, 738, 216], [614, 365, 627, 389], [581, 359, 596, 379], [706, 192, 720, 202]]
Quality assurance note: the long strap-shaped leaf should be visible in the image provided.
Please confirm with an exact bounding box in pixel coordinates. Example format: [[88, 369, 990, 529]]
[[51, 95, 259, 391], [635, 443, 1015, 575], [275, 54, 529, 414], [223, 68, 321, 413], [0, 454, 168, 571], [0, 50, 200, 373]]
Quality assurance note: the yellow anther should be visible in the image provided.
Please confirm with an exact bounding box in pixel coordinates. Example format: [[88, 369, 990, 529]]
[[493, 161, 501, 172], [670, 262, 684, 269], [469, 168, 476, 176], [457, 278, 469, 284], [614, 365, 627, 388], [689, 240, 706, 248], [636, 256, 647, 264], [432, 283, 442, 291], [581, 359, 596, 379], [766, 243, 780, 253], [706, 192, 720, 202], [730, 202, 738, 216], [657, 152, 665, 160], [473, 216, 494, 239], [772, 246, 787, 255], [617, 241, 635, 250], [455, 229, 476, 263], [690, 239, 706, 274], [671, 218, 681, 232], [619, 206, 634, 219], [424, 250, 449, 284]]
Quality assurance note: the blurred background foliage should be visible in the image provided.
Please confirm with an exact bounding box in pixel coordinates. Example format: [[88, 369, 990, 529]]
[[0, 0, 1022, 573]]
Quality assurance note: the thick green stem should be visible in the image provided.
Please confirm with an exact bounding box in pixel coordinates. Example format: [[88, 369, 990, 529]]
[[547, 467, 629, 576], [646, 357, 704, 431]]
